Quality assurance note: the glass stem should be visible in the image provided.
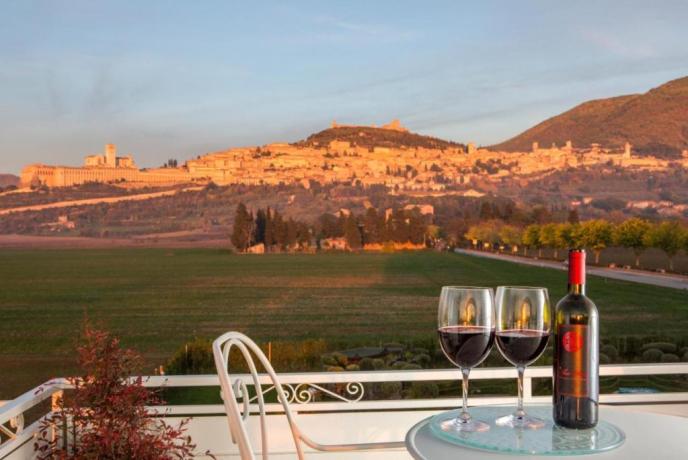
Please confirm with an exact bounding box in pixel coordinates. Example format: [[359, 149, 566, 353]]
[[516, 365, 526, 417], [460, 367, 471, 422]]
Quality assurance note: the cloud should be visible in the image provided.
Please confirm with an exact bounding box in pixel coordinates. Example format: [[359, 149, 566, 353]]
[[579, 29, 655, 59], [308, 14, 419, 44]]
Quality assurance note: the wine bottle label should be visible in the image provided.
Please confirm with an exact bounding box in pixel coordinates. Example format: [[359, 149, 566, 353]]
[[556, 324, 589, 397]]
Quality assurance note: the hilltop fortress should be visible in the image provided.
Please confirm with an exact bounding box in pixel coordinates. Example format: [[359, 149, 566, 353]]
[[20, 121, 688, 190]]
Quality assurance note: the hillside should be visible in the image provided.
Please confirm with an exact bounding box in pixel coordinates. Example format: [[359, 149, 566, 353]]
[[492, 76, 688, 157], [0, 174, 19, 188], [296, 125, 465, 150]]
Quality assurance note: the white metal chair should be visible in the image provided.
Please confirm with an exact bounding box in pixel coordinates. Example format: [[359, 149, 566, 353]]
[[212, 331, 405, 459]]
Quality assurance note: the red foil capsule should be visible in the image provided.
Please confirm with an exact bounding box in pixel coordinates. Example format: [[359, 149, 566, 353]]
[[568, 250, 586, 285]]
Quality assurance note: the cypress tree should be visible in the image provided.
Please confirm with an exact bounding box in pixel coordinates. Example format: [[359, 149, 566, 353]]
[[344, 214, 362, 249], [254, 209, 266, 244], [264, 207, 274, 250], [231, 203, 252, 251]]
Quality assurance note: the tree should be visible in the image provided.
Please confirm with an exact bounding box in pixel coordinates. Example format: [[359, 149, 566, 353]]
[[407, 209, 426, 245], [254, 209, 267, 244], [567, 208, 580, 224], [613, 218, 651, 267], [231, 203, 252, 251], [522, 224, 542, 257], [264, 207, 274, 250], [556, 222, 579, 251], [344, 214, 362, 249], [318, 213, 341, 238], [363, 207, 383, 244], [35, 324, 194, 459], [539, 223, 559, 258], [498, 225, 522, 253], [426, 225, 442, 247], [271, 210, 286, 249], [644, 221, 685, 271], [465, 225, 481, 248], [465, 221, 500, 250], [388, 209, 410, 243], [285, 218, 298, 249], [577, 220, 613, 264]]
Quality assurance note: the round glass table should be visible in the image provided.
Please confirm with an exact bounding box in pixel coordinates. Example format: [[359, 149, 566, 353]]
[[405, 406, 688, 459]]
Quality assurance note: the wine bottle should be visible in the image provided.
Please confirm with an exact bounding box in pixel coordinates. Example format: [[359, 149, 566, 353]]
[[553, 249, 599, 428]]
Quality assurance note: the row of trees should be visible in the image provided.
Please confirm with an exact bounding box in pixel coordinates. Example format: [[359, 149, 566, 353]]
[[319, 207, 431, 249], [465, 218, 688, 270], [231, 203, 311, 251], [231, 204, 434, 252]]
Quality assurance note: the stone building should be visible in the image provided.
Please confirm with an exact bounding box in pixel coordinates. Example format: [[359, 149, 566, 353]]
[[21, 144, 192, 188]]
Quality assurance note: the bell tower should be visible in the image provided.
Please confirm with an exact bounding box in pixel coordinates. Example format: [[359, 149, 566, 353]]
[[105, 144, 117, 167]]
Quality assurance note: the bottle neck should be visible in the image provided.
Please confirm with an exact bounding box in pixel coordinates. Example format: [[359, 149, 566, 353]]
[[568, 282, 586, 296], [568, 249, 586, 295]]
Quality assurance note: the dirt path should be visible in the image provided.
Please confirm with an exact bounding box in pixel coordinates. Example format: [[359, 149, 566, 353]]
[[0, 234, 229, 249], [455, 248, 688, 290], [0, 186, 204, 215]]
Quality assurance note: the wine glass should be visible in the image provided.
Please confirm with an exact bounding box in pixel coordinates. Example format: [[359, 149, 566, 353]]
[[494, 286, 551, 429], [437, 286, 495, 433]]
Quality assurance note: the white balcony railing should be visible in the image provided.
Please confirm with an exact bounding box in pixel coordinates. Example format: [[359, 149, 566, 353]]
[[1, 363, 688, 458]]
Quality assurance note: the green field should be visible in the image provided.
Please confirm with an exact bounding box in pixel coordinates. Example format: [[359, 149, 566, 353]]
[[0, 249, 686, 399]]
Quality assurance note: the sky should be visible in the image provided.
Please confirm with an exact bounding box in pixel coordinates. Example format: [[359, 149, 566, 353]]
[[1, 1, 688, 174]]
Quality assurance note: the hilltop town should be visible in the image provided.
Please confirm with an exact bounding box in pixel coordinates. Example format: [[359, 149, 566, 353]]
[[19, 120, 688, 194]]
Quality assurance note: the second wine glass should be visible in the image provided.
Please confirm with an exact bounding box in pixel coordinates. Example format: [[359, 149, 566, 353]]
[[495, 286, 551, 429]]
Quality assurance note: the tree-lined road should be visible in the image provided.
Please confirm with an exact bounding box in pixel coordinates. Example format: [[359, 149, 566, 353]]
[[454, 248, 688, 290]]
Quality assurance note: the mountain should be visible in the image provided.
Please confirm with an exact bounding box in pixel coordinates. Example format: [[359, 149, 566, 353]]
[[297, 124, 465, 150], [0, 174, 19, 188], [492, 76, 688, 157]]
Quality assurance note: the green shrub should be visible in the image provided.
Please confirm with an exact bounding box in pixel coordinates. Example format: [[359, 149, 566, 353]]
[[359, 357, 375, 371], [660, 353, 680, 363], [641, 342, 677, 354], [402, 363, 422, 371], [391, 361, 408, 370], [641, 348, 663, 362], [321, 354, 338, 367], [600, 344, 618, 361], [166, 338, 214, 375], [373, 382, 402, 399], [326, 366, 344, 372], [682, 351, 688, 362], [599, 353, 611, 364], [372, 358, 386, 370], [345, 364, 360, 371], [331, 352, 348, 367], [405, 382, 439, 399], [410, 353, 431, 367]]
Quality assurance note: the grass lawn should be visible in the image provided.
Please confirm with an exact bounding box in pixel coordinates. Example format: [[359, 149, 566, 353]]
[[0, 249, 686, 399]]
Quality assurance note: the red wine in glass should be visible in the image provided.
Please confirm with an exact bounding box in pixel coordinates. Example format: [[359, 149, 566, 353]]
[[496, 329, 550, 367], [438, 325, 495, 369], [437, 286, 495, 433], [494, 286, 551, 429]]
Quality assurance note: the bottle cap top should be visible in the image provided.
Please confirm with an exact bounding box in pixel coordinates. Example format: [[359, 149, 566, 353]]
[[569, 249, 586, 285]]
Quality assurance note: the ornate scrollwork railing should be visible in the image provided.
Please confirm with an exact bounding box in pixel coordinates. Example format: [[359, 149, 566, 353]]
[[242, 381, 365, 406]]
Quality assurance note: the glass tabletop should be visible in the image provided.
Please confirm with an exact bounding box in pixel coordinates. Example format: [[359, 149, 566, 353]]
[[428, 405, 625, 456]]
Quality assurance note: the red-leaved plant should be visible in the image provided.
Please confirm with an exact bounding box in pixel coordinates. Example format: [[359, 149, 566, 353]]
[[34, 324, 196, 459]]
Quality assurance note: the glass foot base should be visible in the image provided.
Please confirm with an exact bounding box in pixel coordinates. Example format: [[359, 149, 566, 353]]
[[496, 412, 545, 429], [440, 416, 490, 433]]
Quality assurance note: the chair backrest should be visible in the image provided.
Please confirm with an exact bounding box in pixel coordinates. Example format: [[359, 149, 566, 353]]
[[212, 332, 306, 460]]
